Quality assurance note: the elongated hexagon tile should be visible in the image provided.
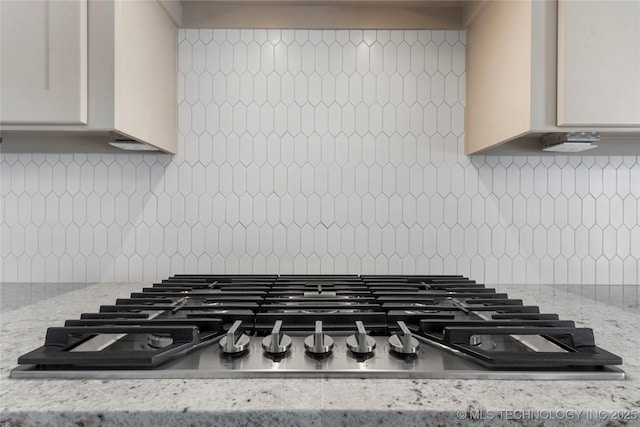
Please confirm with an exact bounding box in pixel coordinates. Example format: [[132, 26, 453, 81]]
[[1, 29, 639, 287]]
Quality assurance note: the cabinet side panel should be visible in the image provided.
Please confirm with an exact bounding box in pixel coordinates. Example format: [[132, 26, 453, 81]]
[[465, 0, 533, 154], [557, 0, 640, 126], [113, 0, 177, 153]]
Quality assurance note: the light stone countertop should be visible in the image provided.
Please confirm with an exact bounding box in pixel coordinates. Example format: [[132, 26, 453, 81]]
[[1, 282, 639, 427]]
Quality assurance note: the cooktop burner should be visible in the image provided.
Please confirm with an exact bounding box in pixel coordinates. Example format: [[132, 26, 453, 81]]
[[11, 275, 625, 380]]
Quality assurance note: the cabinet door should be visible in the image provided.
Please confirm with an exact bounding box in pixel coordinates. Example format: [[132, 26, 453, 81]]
[[557, 0, 640, 126], [1, 0, 87, 124]]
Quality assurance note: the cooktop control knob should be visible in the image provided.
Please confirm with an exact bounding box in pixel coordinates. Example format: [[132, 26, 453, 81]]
[[346, 321, 376, 354], [304, 321, 334, 355], [219, 320, 250, 354], [262, 320, 292, 354], [388, 321, 420, 355]]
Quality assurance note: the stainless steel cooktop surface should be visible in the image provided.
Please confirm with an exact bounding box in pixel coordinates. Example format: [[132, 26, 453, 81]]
[[11, 275, 625, 380]]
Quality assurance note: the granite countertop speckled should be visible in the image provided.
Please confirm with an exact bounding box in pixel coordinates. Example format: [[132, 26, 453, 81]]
[[1, 282, 639, 427]]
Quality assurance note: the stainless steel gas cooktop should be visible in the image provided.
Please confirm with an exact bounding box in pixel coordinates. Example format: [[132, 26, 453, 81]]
[[11, 275, 625, 380]]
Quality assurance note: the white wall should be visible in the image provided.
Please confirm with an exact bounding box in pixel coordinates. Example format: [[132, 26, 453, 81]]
[[1, 29, 639, 284]]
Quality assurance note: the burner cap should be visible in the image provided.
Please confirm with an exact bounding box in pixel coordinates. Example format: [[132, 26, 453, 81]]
[[146, 333, 173, 348]]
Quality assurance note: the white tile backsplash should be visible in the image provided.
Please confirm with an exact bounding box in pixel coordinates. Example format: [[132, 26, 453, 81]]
[[1, 29, 639, 285]]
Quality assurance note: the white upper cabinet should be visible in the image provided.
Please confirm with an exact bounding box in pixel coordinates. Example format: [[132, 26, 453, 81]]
[[1, 0, 177, 154], [557, 0, 640, 127], [466, 0, 640, 154], [1, 0, 88, 124]]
